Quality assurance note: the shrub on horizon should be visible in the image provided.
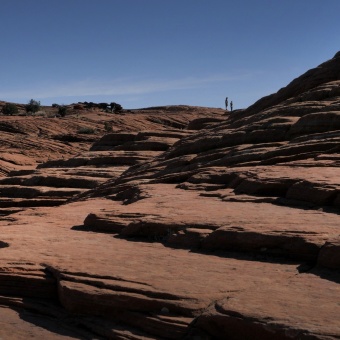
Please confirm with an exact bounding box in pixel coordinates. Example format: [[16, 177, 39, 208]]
[[58, 106, 67, 117], [98, 102, 109, 110], [2, 103, 19, 115], [73, 104, 83, 110], [85, 102, 95, 109], [25, 99, 41, 114], [110, 102, 123, 113]]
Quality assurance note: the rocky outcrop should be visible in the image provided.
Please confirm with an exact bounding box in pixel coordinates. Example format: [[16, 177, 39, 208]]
[[245, 51, 340, 115]]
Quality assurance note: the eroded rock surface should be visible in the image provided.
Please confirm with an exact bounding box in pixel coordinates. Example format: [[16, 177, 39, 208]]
[[0, 54, 339, 338]]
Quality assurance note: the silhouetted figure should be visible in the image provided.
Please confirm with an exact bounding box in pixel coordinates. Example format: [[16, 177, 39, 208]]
[[225, 97, 228, 110], [230, 101, 233, 111]]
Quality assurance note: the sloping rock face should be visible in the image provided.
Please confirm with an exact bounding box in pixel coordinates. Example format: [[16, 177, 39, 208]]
[[0, 106, 222, 176], [0, 107, 221, 213], [0, 54, 339, 339]]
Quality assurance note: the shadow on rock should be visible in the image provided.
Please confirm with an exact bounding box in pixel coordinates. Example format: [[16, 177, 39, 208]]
[[0, 241, 9, 248], [17, 299, 102, 339], [307, 266, 340, 284]]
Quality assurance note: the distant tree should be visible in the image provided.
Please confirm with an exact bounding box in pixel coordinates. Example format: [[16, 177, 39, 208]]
[[110, 102, 123, 113], [52, 103, 59, 108], [98, 102, 109, 110], [73, 104, 83, 110], [25, 99, 41, 114], [2, 103, 19, 115], [86, 102, 95, 109], [58, 105, 67, 117]]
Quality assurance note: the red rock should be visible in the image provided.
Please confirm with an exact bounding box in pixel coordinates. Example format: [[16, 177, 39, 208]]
[[0, 53, 339, 339], [317, 238, 340, 269]]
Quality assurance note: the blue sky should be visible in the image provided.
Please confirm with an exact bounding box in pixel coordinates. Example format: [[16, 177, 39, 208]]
[[0, 0, 339, 110]]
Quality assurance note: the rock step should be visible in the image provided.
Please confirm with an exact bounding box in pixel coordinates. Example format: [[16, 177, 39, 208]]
[[8, 169, 36, 176], [0, 207, 23, 216], [0, 185, 86, 198], [0, 295, 154, 339], [111, 138, 179, 152], [0, 294, 190, 340], [90, 130, 187, 151], [0, 197, 67, 208], [37, 151, 162, 168], [0, 265, 57, 299], [183, 165, 340, 208], [85, 214, 326, 262], [117, 312, 193, 339], [0, 273, 56, 298], [0, 174, 108, 189], [80, 183, 340, 268], [83, 321, 158, 340], [53, 275, 198, 339], [50, 166, 128, 178], [58, 279, 201, 315], [2, 263, 202, 338], [8, 166, 127, 179]]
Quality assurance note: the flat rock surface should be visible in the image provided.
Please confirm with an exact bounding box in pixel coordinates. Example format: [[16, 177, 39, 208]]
[[0, 187, 339, 338]]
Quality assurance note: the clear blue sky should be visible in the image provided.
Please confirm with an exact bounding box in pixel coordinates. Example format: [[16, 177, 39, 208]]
[[0, 0, 339, 110]]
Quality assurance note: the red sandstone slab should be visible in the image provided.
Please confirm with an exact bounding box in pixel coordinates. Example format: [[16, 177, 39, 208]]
[[0, 191, 338, 337]]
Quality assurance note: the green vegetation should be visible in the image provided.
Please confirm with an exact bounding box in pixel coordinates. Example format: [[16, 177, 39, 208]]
[[25, 99, 41, 114], [98, 102, 109, 110], [110, 102, 122, 113], [58, 105, 67, 117], [2, 103, 19, 115], [80, 101, 123, 112]]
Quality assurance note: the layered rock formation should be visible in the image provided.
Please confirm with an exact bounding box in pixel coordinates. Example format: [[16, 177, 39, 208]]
[[0, 53, 339, 339]]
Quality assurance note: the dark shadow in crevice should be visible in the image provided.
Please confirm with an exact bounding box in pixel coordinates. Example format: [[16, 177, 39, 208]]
[[298, 265, 340, 284], [71, 224, 94, 232], [273, 197, 340, 215], [0, 241, 9, 248], [113, 233, 168, 244], [71, 225, 121, 235], [187, 247, 311, 267]]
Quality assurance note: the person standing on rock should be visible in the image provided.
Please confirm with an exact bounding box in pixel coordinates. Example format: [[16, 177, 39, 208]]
[[230, 101, 233, 111], [225, 97, 228, 110]]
